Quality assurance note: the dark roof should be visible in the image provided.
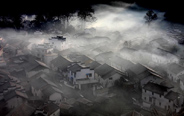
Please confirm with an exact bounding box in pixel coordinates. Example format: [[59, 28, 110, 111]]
[[143, 82, 169, 95], [50, 55, 72, 70], [67, 64, 82, 73], [89, 61, 101, 70], [4, 90, 28, 101], [94, 63, 115, 76], [129, 63, 147, 75], [0, 82, 16, 92], [165, 91, 179, 101], [101, 70, 122, 80], [6, 102, 35, 116], [10, 70, 26, 79], [42, 102, 60, 115], [68, 55, 93, 66], [168, 63, 184, 74], [30, 78, 48, 90], [112, 56, 135, 69], [60, 103, 72, 110]]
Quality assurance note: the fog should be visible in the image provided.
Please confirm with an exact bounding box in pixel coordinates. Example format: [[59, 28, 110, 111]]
[[1, 2, 183, 70], [2, 2, 184, 116]]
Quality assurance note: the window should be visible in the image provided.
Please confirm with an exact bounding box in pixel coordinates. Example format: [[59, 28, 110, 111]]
[[165, 106, 167, 110], [159, 102, 161, 106], [86, 73, 92, 78], [144, 97, 146, 100], [145, 89, 146, 93], [169, 100, 171, 103], [168, 105, 170, 109], [152, 92, 154, 95], [160, 94, 162, 98], [109, 77, 112, 80], [149, 97, 152, 102]]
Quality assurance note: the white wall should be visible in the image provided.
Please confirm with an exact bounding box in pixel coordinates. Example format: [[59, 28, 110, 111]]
[[74, 69, 94, 83]]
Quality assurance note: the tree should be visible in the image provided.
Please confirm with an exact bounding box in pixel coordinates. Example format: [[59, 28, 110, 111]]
[[144, 10, 157, 24]]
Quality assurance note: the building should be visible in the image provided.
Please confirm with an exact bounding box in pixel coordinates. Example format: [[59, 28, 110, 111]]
[[35, 102, 60, 116], [142, 82, 183, 113], [30, 76, 63, 103], [67, 63, 97, 90], [50, 55, 72, 77], [31, 43, 53, 61], [94, 63, 123, 88], [48, 36, 68, 51], [167, 63, 184, 83]]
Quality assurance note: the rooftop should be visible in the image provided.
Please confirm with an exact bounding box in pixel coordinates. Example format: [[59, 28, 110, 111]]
[[50, 55, 72, 70], [164, 91, 180, 101], [143, 82, 169, 95], [94, 63, 115, 77], [168, 63, 184, 74]]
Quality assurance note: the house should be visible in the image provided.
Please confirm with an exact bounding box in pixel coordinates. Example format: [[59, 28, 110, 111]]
[[48, 35, 68, 51], [140, 72, 163, 88], [30, 76, 63, 103], [31, 43, 53, 61], [67, 63, 97, 90], [4, 90, 28, 109], [67, 54, 94, 66], [43, 52, 58, 66], [167, 63, 184, 83], [108, 56, 135, 72], [50, 55, 72, 77], [60, 103, 73, 115], [126, 63, 150, 89], [88, 61, 101, 70], [142, 82, 183, 113], [35, 102, 60, 116], [94, 63, 124, 87]]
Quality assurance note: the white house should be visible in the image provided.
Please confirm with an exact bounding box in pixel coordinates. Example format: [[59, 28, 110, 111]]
[[167, 63, 184, 83], [142, 82, 183, 113], [67, 63, 97, 89], [48, 36, 68, 51]]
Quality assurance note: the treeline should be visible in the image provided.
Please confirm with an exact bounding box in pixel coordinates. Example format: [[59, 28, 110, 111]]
[[0, 0, 183, 30]]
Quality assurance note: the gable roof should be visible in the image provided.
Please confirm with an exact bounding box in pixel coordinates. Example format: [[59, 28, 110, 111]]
[[4, 90, 28, 101], [67, 63, 82, 73], [94, 63, 115, 76], [42, 102, 59, 115], [50, 55, 72, 70], [143, 82, 169, 95], [129, 63, 148, 75], [168, 63, 184, 75], [89, 61, 101, 70], [30, 77, 48, 90], [164, 91, 180, 101]]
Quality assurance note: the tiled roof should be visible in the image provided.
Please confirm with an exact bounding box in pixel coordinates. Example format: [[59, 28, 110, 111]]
[[143, 82, 169, 95]]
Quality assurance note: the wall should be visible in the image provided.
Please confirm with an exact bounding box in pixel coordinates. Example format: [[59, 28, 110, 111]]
[[142, 89, 178, 112]]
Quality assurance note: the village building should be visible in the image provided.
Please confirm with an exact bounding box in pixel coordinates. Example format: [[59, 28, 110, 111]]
[[167, 63, 184, 83], [67, 63, 97, 90], [142, 82, 183, 113], [34, 102, 60, 116]]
